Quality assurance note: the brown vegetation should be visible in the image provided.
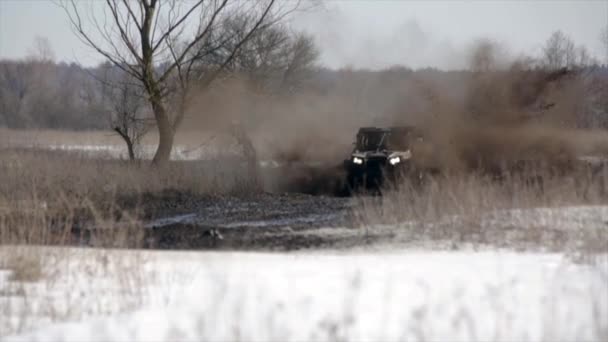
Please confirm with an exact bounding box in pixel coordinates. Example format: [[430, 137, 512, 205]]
[[0, 148, 257, 250], [354, 170, 608, 254]]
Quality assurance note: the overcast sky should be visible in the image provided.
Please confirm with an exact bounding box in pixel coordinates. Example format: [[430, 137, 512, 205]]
[[1, 0, 606, 70]]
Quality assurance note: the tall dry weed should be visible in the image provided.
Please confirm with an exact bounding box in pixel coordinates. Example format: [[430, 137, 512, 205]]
[[354, 168, 607, 252]]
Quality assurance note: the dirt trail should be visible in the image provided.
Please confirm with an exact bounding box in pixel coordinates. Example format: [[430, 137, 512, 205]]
[[71, 192, 374, 251], [141, 192, 359, 250]]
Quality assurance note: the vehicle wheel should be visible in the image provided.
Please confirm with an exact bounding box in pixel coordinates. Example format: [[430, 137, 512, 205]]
[[365, 170, 384, 195], [345, 173, 359, 196]]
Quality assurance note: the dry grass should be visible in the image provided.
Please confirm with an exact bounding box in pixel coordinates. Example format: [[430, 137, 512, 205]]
[[0, 148, 255, 245], [0, 157, 155, 335], [0, 249, 44, 282], [0, 145, 262, 289], [0, 148, 246, 202], [0, 143, 160, 335], [354, 167, 608, 253], [0, 246, 151, 336], [356, 171, 603, 224]]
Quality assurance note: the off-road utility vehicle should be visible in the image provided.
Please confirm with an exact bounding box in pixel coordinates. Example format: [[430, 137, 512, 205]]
[[343, 126, 423, 192]]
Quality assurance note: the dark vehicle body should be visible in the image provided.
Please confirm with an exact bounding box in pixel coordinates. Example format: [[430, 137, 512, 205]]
[[343, 126, 423, 192]]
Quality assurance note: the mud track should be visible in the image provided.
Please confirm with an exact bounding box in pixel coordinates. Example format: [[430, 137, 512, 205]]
[[133, 164, 369, 250], [141, 192, 358, 250], [72, 191, 391, 251]]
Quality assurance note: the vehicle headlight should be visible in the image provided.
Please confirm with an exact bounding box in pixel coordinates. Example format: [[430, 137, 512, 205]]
[[389, 156, 400, 165], [353, 157, 364, 165]]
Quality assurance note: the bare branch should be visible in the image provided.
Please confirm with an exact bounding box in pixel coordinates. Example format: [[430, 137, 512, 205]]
[[199, 0, 277, 87], [157, 0, 229, 84], [152, 0, 204, 53], [105, 0, 144, 64], [59, 0, 142, 79], [121, 0, 143, 31]]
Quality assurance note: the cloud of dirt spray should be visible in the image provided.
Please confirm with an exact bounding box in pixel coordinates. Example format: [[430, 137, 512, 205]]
[[408, 40, 608, 174], [177, 76, 373, 193], [177, 36, 608, 194], [171, 9, 485, 171], [181, 72, 403, 164]]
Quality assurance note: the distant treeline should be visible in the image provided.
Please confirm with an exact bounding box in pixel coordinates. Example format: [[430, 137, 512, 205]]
[[0, 58, 607, 131], [0, 60, 107, 129]]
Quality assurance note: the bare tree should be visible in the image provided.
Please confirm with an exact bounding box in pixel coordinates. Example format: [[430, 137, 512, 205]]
[[0, 37, 62, 129], [98, 63, 151, 160], [59, 0, 301, 164], [27, 36, 56, 63], [188, 20, 319, 189], [215, 17, 318, 93], [468, 38, 505, 73], [543, 31, 569, 69], [279, 32, 319, 93], [586, 26, 608, 129], [0, 61, 34, 127], [575, 46, 592, 67], [542, 30, 591, 69], [193, 20, 319, 189]]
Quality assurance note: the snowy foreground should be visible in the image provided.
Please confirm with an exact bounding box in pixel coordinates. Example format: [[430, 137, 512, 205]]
[[1, 247, 607, 342]]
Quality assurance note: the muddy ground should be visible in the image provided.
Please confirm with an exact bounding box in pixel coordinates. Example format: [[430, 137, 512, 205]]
[[123, 163, 384, 251], [72, 187, 608, 254], [139, 192, 368, 251], [73, 189, 390, 251]]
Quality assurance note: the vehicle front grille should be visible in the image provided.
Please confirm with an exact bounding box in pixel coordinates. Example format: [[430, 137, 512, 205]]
[[366, 156, 387, 169]]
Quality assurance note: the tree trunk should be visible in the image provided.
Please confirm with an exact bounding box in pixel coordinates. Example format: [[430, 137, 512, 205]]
[[126, 139, 135, 161], [231, 122, 261, 191], [151, 101, 174, 165], [114, 127, 136, 161]]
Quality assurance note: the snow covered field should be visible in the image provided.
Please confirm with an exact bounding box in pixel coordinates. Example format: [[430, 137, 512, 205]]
[[1, 247, 607, 341], [37, 144, 227, 161]]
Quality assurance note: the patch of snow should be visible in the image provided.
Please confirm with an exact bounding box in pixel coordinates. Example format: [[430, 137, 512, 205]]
[[403, 205, 608, 233], [23, 144, 241, 161], [482, 205, 608, 231], [145, 214, 198, 228], [2, 248, 607, 342], [220, 212, 341, 228], [259, 160, 281, 168]]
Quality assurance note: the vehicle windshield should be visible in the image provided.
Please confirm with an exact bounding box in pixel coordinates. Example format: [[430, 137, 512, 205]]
[[356, 130, 413, 151], [356, 131, 387, 151], [386, 132, 411, 150]]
